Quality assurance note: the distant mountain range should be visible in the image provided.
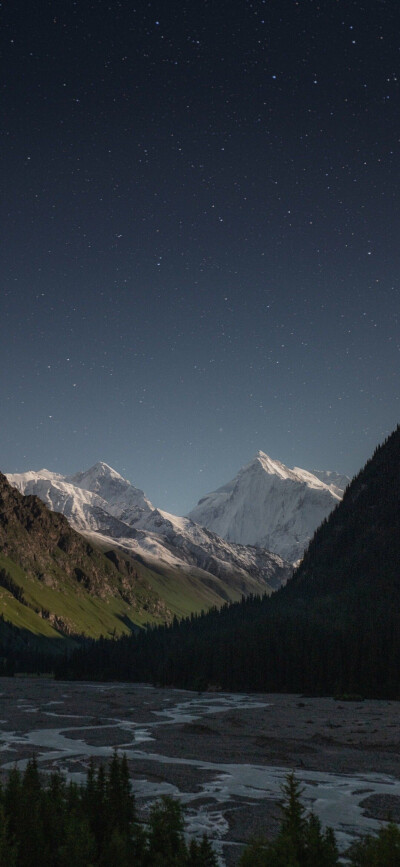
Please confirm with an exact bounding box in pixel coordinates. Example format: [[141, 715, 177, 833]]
[[6, 462, 290, 617], [188, 451, 349, 562], [61, 426, 400, 697], [2, 449, 349, 653], [8, 454, 348, 570]]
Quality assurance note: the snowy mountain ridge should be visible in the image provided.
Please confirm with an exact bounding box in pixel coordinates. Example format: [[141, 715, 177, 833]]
[[7, 462, 290, 599], [7, 451, 349, 575], [188, 451, 349, 563]]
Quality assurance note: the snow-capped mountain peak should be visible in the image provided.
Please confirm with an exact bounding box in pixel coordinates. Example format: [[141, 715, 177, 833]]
[[253, 451, 339, 491], [252, 451, 309, 482], [7, 468, 66, 486], [254, 451, 292, 478], [6, 463, 290, 599], [66, 461, 154, 520], [68, 460, 131, 490], [188, 451, 347, 563]]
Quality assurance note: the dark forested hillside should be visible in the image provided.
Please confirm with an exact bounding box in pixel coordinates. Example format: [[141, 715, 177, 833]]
[[290, 424, 400, 602], [55, 426, 400, 696]]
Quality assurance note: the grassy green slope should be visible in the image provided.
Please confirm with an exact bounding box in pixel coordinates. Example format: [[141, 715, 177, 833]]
[[0, 552, 170, 640], [133, 558, 247, 618], [0, 547, 249, 642], [0, 472, 274, 648], [78, 532, 249, 619], [0, 473, 177, 642]]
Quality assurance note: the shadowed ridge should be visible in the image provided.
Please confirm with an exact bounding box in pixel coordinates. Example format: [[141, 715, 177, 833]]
[[288, 424, 400, 600]]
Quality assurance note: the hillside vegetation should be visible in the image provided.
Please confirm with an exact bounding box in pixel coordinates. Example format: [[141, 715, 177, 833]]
[[0, 471, 271, 668], [57, 426, 400, 698], [0, 472, 171, 657]]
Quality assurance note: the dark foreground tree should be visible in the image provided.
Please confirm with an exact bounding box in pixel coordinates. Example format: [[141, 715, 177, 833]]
[[347, 822, 400, 866], [0, 803, 18, 867], [1, 758, 399, 866], [0, 755, 217, 867], [239, 773, 338, 867], [239, 771, 400, 867]]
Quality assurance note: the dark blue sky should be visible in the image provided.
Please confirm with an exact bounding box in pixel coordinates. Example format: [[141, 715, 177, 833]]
[[2, 0, 399, 514]]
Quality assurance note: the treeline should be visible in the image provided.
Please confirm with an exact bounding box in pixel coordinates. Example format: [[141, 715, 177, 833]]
[[55, 426, 400, 698], [3, 427, 400, 695], [0, 613, 80, 678], [55, 590, 400, 698], [0, 753, 217, 866]]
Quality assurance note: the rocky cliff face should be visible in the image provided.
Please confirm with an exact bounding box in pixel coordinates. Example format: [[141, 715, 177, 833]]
[[134, 508, 288, 592]]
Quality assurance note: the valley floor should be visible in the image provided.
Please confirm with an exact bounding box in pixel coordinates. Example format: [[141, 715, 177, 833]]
[[1, 679, 400, 865]]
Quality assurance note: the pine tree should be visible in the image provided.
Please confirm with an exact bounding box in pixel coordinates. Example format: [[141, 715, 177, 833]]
[[18, 758, 45, 867], [40, 770, 67, 863], [239, 773, 339, 867], [0, 803, 18, 867], [187, 834, 218, 865], [278, 772, 307, 862], [3, 767, 22, 842], [57, 814, 96, 867], [238, 839, 272, 866], [304, 813, 339, 866], [97, 827, 131, 867], [347, 821, 400, 866], [145, 795, 188, 866], [92, 762, 107, 854]]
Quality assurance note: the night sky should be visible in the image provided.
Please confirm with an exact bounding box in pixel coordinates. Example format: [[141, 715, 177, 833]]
[[2, 0, 400, 514]]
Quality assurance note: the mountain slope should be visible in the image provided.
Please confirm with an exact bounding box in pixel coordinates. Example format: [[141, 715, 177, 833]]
[[308, 469, 350, 497], [188, 451, 346, 562], [7, 463, 290, 606], [5, 463, 152, 534], [68, 462, 154, 525], [0, 472, 170, 642], [289, 426, 400, 601], [59, 427, 400, 697]]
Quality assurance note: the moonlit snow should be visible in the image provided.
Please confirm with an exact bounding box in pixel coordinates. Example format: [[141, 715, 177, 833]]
[[188, 451, 349, 562], [7, 461, 290, 590]]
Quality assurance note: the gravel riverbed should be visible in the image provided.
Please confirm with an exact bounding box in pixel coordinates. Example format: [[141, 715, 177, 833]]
[[1, 678, 399, 864]]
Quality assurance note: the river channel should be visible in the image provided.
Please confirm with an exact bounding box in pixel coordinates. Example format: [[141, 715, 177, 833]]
[[1, 678, 400, 864]]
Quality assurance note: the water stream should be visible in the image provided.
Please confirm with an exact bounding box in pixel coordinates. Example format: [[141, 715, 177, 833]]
[[1, 686, 399, 863]]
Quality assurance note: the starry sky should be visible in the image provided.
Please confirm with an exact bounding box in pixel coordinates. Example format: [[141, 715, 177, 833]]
[[2, 0, 400, 514]]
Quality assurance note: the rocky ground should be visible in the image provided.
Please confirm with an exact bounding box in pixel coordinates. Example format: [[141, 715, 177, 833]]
[[1, 678, 400, 864]]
